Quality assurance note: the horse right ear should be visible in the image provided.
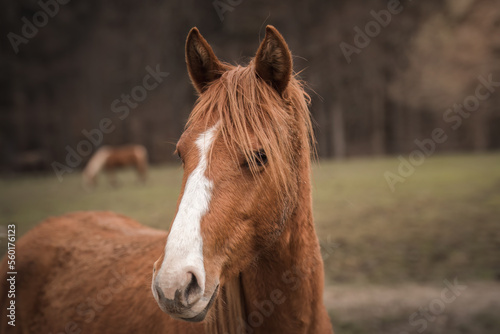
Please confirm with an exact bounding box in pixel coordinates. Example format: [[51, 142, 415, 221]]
[[186, 27, 227, 93], [254, 25, 292, 95]]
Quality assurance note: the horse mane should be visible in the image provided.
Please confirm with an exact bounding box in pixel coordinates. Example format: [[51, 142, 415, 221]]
[[204, 276, 246, 334], [186, 61, 315, 198]]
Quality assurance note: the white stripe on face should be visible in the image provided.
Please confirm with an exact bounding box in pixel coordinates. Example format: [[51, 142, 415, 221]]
[[157, 125, 218, 300]]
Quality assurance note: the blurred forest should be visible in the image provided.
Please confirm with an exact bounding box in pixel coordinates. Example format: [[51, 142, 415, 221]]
[[1, 0, 499, 172]]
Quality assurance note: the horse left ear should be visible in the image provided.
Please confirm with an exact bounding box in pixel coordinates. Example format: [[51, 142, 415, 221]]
[[186, 27, 228, 93], [255, 25, 293, 95]]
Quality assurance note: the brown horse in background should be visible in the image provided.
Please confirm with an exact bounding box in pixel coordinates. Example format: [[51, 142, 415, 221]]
[[82, 144, 148, 188], [1, 26, 333, 333]]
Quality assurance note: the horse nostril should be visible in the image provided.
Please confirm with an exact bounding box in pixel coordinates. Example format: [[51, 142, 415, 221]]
[[184, 272, 202, 305], [155, 284, 166, 301]]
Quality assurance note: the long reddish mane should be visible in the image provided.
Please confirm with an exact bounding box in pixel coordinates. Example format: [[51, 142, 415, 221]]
[[187, 62, 315, 197]]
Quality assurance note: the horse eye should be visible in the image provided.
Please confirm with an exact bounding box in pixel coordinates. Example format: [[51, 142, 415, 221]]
[[242, 149, 268, 170], [175, 150, 183, 163], [254, 150, 268, 167]]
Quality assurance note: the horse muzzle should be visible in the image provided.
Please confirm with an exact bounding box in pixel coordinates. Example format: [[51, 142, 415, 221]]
[[152, 271, 219, 322]]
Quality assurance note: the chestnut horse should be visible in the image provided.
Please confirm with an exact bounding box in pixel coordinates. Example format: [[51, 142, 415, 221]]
[[1, 26, 333, 333], [82, 144, 148, 187]]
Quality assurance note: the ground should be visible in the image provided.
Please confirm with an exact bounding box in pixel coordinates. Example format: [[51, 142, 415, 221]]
[[1, 153, 499, 333]]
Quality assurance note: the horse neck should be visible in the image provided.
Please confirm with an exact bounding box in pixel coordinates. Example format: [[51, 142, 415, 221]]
[[206, 153, 332, 334]]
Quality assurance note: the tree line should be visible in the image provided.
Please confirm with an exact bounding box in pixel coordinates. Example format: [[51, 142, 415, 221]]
[[0, 0, 499, 172]]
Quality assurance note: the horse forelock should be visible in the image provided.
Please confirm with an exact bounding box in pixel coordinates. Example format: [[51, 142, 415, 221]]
[[185, 62, 315, 199]]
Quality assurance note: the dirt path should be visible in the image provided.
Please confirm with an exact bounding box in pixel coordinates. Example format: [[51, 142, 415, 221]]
[[324, 281, 500, 333]]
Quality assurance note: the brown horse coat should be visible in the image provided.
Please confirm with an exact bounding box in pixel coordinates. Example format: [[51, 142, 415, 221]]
[[1, 212, 203, 333], [82, 145, 148, 187]]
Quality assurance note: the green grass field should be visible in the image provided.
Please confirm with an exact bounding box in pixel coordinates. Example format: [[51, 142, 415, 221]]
[[1, 153, 499, 333]]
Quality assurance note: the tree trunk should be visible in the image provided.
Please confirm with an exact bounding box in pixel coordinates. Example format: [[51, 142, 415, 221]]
[[371, 90, 386, 155], [332, 100, 346, 159]]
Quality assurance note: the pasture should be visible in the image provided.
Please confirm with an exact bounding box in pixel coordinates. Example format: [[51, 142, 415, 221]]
[[1, 153, 499, 333]]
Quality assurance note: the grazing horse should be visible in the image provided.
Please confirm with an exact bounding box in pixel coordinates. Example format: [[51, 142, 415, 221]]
[[82, 144, 148, 187], [0, 26, 333, 334]]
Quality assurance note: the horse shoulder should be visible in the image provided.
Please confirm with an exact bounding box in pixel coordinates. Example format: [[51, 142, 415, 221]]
[[0, 212, 191, 334]]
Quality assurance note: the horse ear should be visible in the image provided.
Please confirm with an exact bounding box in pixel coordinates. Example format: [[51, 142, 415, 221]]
[[254, 25, 293, 95], [185, 27, 227, 93]]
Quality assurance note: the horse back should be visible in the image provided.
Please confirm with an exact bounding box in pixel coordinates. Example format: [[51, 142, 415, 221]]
[[1, 212, 203, 333], [104, 145, 147, 169]]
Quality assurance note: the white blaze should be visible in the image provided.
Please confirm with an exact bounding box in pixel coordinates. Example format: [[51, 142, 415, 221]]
[[157, 125, 217, 299]]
